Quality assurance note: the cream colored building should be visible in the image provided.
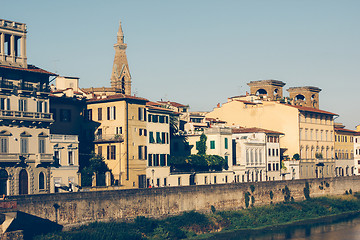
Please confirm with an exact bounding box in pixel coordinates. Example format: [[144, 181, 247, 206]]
[[0, 19, 55, 195], [334, 124, 356, 176], [87, 94, 148, 189], [354, 128, 360, 176], [50, 134, 79, 192], [206, 80, 337, 179]]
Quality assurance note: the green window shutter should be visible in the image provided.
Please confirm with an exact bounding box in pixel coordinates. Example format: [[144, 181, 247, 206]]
[[149, 132, 155, 143], [210, 141, 215, 149], [225, 138, 228, 149]]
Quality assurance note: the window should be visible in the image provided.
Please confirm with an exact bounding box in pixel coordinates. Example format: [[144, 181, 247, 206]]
[[160, 154, 166, 166], [214, 176, 217, 184], [154, 154, 160, 166], [115, 127, 122, 135], [138, 146, 143, 159], [39, 138, 45, 153], [276, 149, 279, 156], [225, 138, 228, 149], [20, 138, 28, 154], [39, 172, 45, 190], [54, 150, 60, 164], [148, 154, 153, 166], [68, 151, 74, 165], [149, 132, 155, 143], [60, 109, 71, 122], [268, 148, 271, 156], [98, 146, 102, 156], [98, 108, 102, 120], [152, 115, 158, 123], [139, 129, 143, 136], [0, 137, 8, 153], [18, 99, 27, 111], [164, 178, 167, 186], [268, 163, 271, 171], [107, 145, 116, 160], [159, 116, 165, 123], [37, 101, 43, 113], [107, 106, 116, 120], [148, 114, 152, 122], [0, 98, 10, 110], [161, 132, 166, 144], [156, 132, 161, 143], [210, 141, 215, 149], [225, 155, 228, 163], [178, 177, 181, 186], [144, 129, 147, 136], [138, 107, 146, 121]]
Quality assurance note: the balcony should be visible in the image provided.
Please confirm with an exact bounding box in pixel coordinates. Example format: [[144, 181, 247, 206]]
[[50, 134, 78, 143], [94, 134, 124, 143], [0, 153, 20, 162], [0, 110, 53, 122], [35, 153, 53, 163]]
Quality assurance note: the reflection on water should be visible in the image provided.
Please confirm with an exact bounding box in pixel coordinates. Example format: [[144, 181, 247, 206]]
[[210, 215, 360, 240]]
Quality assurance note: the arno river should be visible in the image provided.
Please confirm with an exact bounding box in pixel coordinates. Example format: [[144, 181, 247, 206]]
[[210, 215, 360, 240]]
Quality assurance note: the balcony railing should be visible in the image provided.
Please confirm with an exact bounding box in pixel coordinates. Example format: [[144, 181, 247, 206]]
[[0, 110, 53, 122], [94, 134, 124, 142], [50, 134, 78, 142], [0, 80, 50, 93], [0, 153, 53, 163]]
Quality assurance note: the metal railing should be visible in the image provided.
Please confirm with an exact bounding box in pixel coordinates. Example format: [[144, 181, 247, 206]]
[[94, 134, 124, 142]]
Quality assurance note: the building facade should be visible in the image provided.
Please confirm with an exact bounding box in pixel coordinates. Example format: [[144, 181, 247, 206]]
[[0, 19, 55, 195], [87, 94, 148, 189]]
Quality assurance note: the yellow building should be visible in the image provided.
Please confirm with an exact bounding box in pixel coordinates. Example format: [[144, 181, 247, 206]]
[[87, 94, 148, 189], [206, 80, 337, 179], [334, 124, 356, 176]]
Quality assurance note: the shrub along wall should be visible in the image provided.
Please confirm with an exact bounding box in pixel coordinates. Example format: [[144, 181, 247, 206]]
[[7, 176, 360, 228]]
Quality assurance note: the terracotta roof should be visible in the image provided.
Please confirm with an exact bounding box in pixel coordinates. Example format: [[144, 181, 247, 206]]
[[334, 127, 358, 134], [158, 101, 188, 108], [147, 105, 174, 113], [232, 127, 284, 135], [146, 101, 162, 106], [87, 94, 148, 103], [0, 64, 57, 75], [283, 104, 338, 116], [205, 117, 227, 123]]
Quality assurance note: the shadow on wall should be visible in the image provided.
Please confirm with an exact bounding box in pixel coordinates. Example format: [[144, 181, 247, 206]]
[[3, 211, 62, 239]]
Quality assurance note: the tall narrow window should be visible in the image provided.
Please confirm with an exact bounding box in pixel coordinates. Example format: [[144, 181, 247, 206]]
[[39, 138, 45, 153], [68, 151, 74, 165], [39, 172, 45, 190], [138, 146, 143, 159], [37, 101, 43, 113], [20, 138, 28, 154], [210, 141, 215, 149], [18, 99, 27, 111], [98, 146, 102, 156], [98, 108, 102, 121], [107, 106, 116, 120], [0, 137, 8, 153], [149, 132, 155, 143], [225, 138, 228, 149]]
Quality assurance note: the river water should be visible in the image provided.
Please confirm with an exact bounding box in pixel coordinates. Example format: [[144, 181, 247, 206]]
[[209, 215, 360, 240]]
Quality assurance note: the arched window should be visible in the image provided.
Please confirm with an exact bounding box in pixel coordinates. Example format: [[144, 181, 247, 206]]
[[19, 169, 28, 195], [39, 172, 45, 190]]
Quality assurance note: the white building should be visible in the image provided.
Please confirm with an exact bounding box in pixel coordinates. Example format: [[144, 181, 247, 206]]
[[232, 127, 284, 182], [145, 104, 172, 187], [50, 134, 80, 192]]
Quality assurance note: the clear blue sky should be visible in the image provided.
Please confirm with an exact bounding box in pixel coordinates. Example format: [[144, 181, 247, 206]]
[[2, 0, 360, 129]]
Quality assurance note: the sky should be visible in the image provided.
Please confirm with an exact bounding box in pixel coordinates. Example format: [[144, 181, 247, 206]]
[[2, 1, 360, 129]]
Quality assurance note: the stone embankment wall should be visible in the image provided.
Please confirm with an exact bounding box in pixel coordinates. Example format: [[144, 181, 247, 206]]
[[7, 176, 360, 228]]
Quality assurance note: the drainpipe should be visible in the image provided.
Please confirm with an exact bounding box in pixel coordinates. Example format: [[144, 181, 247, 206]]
[[126, 101, 129, 180]]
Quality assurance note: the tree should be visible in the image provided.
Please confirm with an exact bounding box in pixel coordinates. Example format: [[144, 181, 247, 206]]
[[196, 133, 207, 155], [81, 153, 109, 186], [292, 153, 300, 160]]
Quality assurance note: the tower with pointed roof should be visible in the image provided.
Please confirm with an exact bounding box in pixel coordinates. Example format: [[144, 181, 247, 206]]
[[110, 21, 131, 95]]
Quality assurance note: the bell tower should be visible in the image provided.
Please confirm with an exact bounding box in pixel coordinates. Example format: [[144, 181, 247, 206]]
[[110, 21, 131, 95], [287, 86, 321, 109], [247, 80, 286, 100]]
